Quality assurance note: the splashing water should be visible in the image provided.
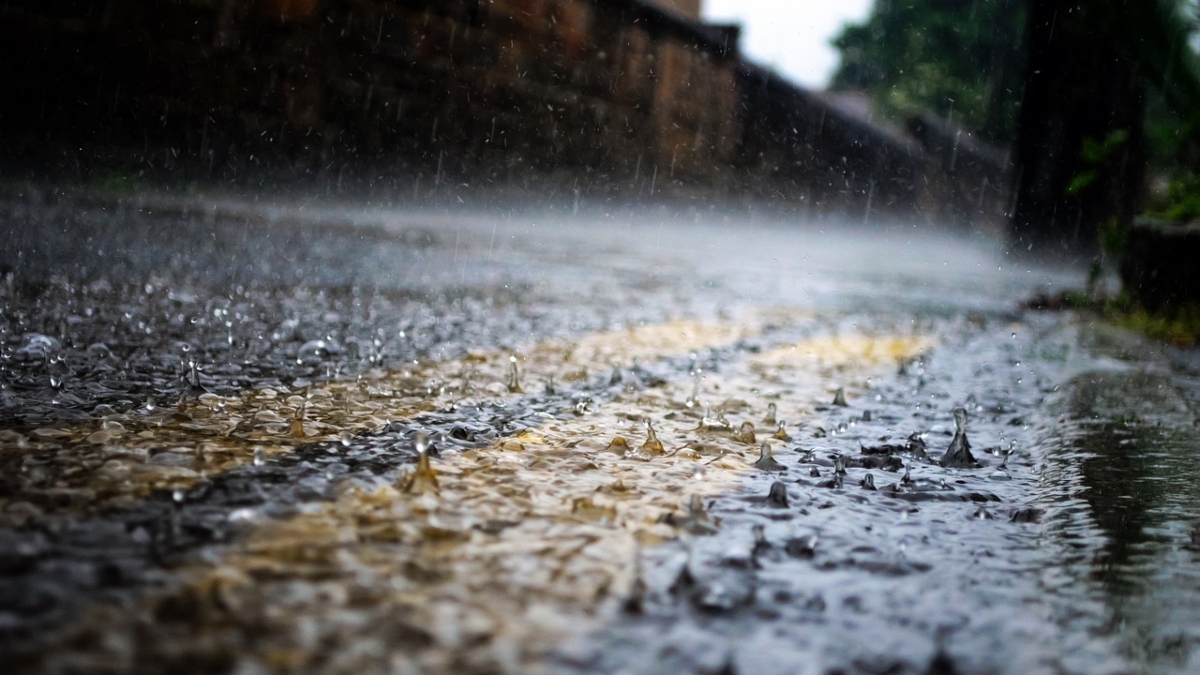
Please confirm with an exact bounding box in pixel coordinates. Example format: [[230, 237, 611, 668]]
[[940, 406, 980, 468]]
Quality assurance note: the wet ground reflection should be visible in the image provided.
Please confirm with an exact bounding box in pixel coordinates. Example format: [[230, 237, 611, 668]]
[[1040, 368, 1200, 672]]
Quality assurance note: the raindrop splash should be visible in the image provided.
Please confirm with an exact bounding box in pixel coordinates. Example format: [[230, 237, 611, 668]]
[[762, 402, 777, 425], [765, 481, 789, 507], [639, 420, 665, 456], [403, 432, 440, 494], [753, 443, 786, 472], [734, 421, 757, 445], [940, 406, 981, 468], [507, 355, 523, 393], [773, 421, 793, 442]]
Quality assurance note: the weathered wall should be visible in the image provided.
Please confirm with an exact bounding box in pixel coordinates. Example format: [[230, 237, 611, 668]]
[[0, 0, 739, 189]]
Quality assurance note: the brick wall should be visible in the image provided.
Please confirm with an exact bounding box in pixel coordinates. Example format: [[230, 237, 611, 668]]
[[0, 0, 738, 187]]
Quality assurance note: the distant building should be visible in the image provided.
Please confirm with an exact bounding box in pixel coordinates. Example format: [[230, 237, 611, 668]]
[[644, 0, 701, 20]]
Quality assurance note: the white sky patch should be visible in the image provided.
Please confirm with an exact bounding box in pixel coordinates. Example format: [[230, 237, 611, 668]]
[[702, 0, 875, 90]]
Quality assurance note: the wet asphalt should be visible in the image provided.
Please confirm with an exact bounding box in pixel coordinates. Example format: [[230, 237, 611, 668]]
[[4, 187, 1200, 674]]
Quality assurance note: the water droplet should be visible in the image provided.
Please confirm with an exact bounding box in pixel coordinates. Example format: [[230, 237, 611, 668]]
[[762, 402, 777, 425], [773, 421, 793, 442], [941, 407, 980, 468], [604, 436, 630, 454], [253, 447, 264, 467], [339, 430, 352, 447], [507, 355, 523, 393], [639, 420, 665, 456], [402, 438, 439, 494], [731, 421, 754, 444], [754, 443, 786, 472], [765, 481, 789, 507], [685, 375, 701, 409]]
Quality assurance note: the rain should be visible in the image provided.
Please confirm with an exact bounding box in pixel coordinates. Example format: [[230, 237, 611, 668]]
[[5, 2, 1200, 675]]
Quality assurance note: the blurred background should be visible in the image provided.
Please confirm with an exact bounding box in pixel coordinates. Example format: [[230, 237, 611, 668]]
[[4, 0, 1200, 298]]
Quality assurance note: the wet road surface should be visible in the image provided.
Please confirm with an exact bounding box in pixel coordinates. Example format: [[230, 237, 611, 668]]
[[3, 188, 1200, 674]]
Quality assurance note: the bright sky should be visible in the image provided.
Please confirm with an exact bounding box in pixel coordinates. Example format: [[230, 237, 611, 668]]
[[702, 0, 875, 89]]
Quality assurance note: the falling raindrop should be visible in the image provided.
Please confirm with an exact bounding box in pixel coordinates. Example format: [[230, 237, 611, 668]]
[[685, 374, 701, 409]]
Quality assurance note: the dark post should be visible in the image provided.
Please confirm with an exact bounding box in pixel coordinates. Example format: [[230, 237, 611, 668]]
[[1010, 0, 1145, 256]]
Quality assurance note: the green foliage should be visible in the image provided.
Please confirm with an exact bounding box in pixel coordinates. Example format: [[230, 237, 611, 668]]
[[1066, 131, 1129, 196], [829, 0, 1027, 145], [1149, 174, 1200, 221], [1115, 301, 1200, 347]]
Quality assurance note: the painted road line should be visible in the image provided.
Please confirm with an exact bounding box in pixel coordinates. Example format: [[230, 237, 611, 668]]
[[25, 328, 933, 674], [0, 316, 770, 524]]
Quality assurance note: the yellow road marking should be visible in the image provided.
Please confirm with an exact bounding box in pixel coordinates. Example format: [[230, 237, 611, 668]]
[[73, 330, 934, 674], [0, 318, 766, 522]]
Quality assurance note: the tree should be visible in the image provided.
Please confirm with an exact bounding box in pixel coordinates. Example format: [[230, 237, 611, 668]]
[[1011, 0, 1200, 254], [830, 0, 1027, 146]]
